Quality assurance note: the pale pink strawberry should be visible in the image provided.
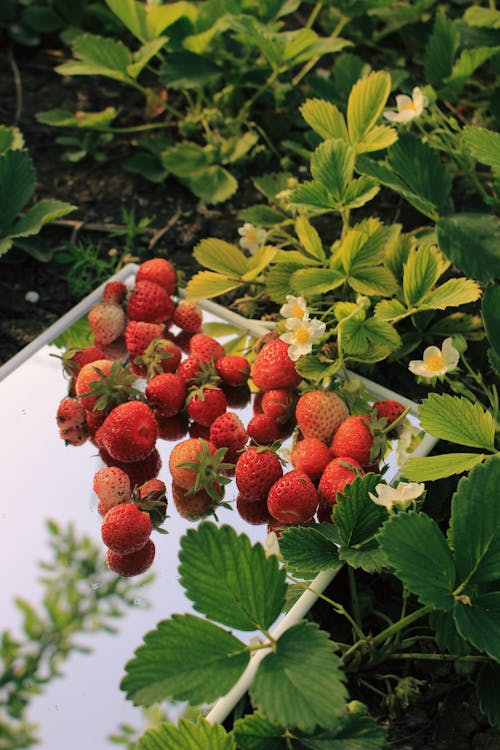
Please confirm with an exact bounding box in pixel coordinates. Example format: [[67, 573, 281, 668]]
[[295, 390, 349, 443], [88, 302, 126, 345], [93, 466, 131, 516]]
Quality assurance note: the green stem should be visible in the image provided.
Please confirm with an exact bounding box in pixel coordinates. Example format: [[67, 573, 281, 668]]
[[387, 652, 489, 663], [348, 566, 362, 631]]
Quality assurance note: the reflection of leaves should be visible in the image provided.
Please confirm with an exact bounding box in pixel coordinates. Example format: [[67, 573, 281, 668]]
[[0, 520, 149, 749]]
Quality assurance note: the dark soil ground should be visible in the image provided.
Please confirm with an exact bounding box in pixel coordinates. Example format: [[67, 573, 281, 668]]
[[2, 39, 499, 750]]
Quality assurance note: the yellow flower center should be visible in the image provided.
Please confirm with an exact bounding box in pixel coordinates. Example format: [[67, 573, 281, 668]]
[[292, 304, 305, 319], [425, 353, 444, 372], [294, 327, 311, 344], [246, 230, 257, 243], [401, 100, 417, 112]]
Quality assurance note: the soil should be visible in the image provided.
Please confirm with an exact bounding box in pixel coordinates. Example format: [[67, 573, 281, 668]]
[[2, 38, 498, 750]]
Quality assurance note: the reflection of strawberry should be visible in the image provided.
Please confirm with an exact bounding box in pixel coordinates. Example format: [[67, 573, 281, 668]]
[[267, 471, 318, 524], [235, 446, 283, 500], [106, 538, 155, 577], [136, 258, 176, 295], [295, 390, 349, 443], [236, 495, 272, 525], [98, 401, 158, 463], [261, 389, 295, 422], [251, 339, 302, 392], [155, 413, 189, 441], [101, 503, 152, 555], [330, 415, 374, 466], [216, 355, 250, 388], [291, 437, 332, 484], [171, 482, 218, 520]]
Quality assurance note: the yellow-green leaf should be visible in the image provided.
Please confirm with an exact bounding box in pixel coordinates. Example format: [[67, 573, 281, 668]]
[[290, 267, 345, 296], [185, 271, 243, 301], [374, 298, 407, 321], [310, 139, 355, 202], [295, 216, 325, 260], [300, 98, 348, 141], [348, 266, 398, 296], [241, 245, 277, 282], [419, 277, 481, 311], [347, 71, 391, 145], [403, 244, 442, 307], [194, 237, 248, 276], [356, 123, 397, 154]]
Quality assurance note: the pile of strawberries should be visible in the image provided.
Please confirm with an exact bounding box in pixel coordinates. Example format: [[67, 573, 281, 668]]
[[55, 257, 406, 576]]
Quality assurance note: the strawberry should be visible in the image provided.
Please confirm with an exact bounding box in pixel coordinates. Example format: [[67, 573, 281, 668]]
[[173, 300, 203, 333], [88, 302, 126, 345], [99, 447, 162, 489], [75, 359, 139, 413], [75, 359, 114, 411], [106, 538, 155, 577], [99, 335, 128, 362], [56, 397, 86, 431], [125, 320, 164, 359], [186, 385, 227, 427], [102, 280, 127, 305], [101, 503, 152, 555], [146, 372, 187, 417], [136, 258, 177, 295], [261, 389, 296, 422], [98, 401, 158, 463], [235, 446, 283, 500], [59, 425, 88, 446], [189, 333, 225, 363], [86, 408, 107, 440], [295, 390, 349, 443], [372, 399, 405, 427], [209, 412, 247, 453], [127, 280, 175, 323], [171, 481, 218, 520], [215, 355, 251, 388], [247, 413, 281, 445], [56, 345, 106, 380], [134, 477, 168, 527], [177, 356, 205, 384], [317, 456, 363, 509], [330, 415, 374, 466], [135, 337, 182, 379], [169, 437, 233, 501], [236, 495, 272, 525], [251, 339, 302, 392], [267, 470, 318, 524], [291, 437, 332, 484], [93, 466, 131, 516]]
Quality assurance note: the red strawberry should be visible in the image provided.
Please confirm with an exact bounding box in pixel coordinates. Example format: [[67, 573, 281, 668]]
[[215, 355, 251, 388], [295, 390, 349, 443], [93, 466, 131, 516], [86, 408, 107, 439], [101, 503, 152, 555], [169, 438, 231, 500], [209, 412, 248, 453], [88, 302, 126, 345], [125, 320, 164, 359], [372, 399, 405, 426], [189, 333, 225, 363], [99, 447, 162, 489], [75, 359, 114, 411], [173, 300, 203, 333], [56, 397, 86, 431], [127, 280, 175, 323], [106, 538, 155, 577], [291, 437, 332, 484], [171, 481, 218, 520], [137, 337, 182, 380], [235, 446, 283, 500], [330, 415, 374, 466], [75, 359, 138, 413], [58, 345, 106, 380], [247, 413, 281, 445], [136, 258, 177, 295], [317, 456, 363, 509], [146, 372, 187, 417], [251, 339, 302, 392], [267, 471, 318, 524], [186, 385, 227, 427], [98, 401, 158, 463], [102, 280, 127, 304], [177, 356, 204, 384], [236, 495, 272, 525], [261, 389, 296, 422]]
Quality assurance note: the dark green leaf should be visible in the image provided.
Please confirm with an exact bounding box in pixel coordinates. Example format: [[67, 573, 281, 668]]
[[482, 283, 500, 358], [250, 621, 347, 732], [378, 512, 456, 610], [188, 165, 238, 204], [9, 199, 75, 238], [430, 610, 471, 656], [233, 712, 289, 750], [388, 134, 451, 215], [333, 474, 387, 547], [278, 525, 341, 577], [238, 205, 287, 226], [121, 614, 249, 706], [179, 523, 287, 631], [424, 10, 459, 88], [454, 592, 500, 661], [297, 710, 386, 749], [437, 213, 500, 281], [477, 664, 500, 729], [160, 51, 222, 89], [136, 718, 235, 749], [0, 150, 36, 229], [463, 127, 500, 174], [339, 541, 388, 573]]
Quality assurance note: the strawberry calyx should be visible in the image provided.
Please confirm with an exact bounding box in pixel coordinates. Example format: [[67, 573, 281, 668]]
[[186, 360, 220, 389], [134, 337, 176, 380], [80, 361, 142, 412], [185, 381, 221, 405], [177, 439, 235, 501], [131, 487, 169, 531]]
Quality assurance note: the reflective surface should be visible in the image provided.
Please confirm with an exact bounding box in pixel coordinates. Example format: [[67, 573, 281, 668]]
[[0, 282, 434, 748]]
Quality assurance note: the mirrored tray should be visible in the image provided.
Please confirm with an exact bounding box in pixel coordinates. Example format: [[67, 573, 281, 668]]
[[0, 264, 437, 747]]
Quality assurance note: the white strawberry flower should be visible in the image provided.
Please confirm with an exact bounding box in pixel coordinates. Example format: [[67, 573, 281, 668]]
[[383, 86, 428, 123], [369, 481, 425, 513], [396, 422, 424, 468], [408, 337, 460, 378], [279, 313, 326, 361], [265, 531, 280, 557], [238, 222, 267, 254], [280, 294, 308, 321]]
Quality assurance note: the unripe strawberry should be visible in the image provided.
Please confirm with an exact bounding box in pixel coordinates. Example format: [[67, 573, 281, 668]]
[[88, 302, 126, 345], [93, 466, 131, 516]]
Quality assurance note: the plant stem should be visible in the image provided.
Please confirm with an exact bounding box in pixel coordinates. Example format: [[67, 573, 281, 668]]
[[348, 565, 362, 631], [387, 652, 489, 663], [287, 574, 365, 640]]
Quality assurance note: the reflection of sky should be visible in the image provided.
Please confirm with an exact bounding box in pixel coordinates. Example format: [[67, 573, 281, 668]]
[[0, 291, 435, 748]]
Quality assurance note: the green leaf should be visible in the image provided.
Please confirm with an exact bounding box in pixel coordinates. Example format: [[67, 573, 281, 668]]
[[477, 664, 500, 729], [295, 216, 325, 260], [388, 134, 451, 215], [121, 614, 249, 706], [238, 205, 287, 227], [418, 394, 496, 451], [297, 711, 387, 749], [136, 718, 235, 750], [333, 474, 388, 547], [378, 512, 456, 610], [437, 213, 500, 282], [310, 139, 355, 203], [162, 142, 210, 177], [482, 283, 500, 359], [278, 525, 341, 577], [233, 712, 288, 750], [464, 6, 500, 28], [463, 127, 500, 174], [0, 149, 36, 229], [242, 245, 277, 282], [402, 244, 441, 307], [294, 354, 340, 382], [374, 299, 407, 322], [105, 0, 197, 42], [418, 277, 481, 312], [430, 610, 471, 656], [343, 177, 380, 209], [347, 71, 391, 146], [127, 37, 168, 79], [356, 124, 397, 154], [9, 199, 75, 239], [443, 46, 500, 97], [449, 456, 500, 584], [339, 540, 388, 574], [56, 34, 134, 83], [265, 262, 304, 303], [289, 181, 337, 212], [341, 317, 401, 356], [36, 106, 118, 129], [0, 125, 24, 154], [179, 523, 287, 631], [194, 237, 248, 276], [403, 453, 487, 482], [188, 165, 238, 204], [250, 621, 347, 732], [185, 271, 243, 301], [300, 98, 348, 141], [290, 268, 345, 296], [348, 266, 398, 297], [127, 152, 168, 183], [424, 10, 459, 89], [160, 51, 222, 89], [454, 592, 500, 661]]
